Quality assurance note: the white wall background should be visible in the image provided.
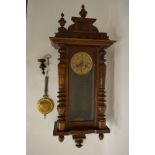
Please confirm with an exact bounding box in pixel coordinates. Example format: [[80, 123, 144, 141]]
[[26, 0, 128, 155]]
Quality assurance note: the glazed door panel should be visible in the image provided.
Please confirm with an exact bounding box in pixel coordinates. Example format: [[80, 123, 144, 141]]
[[69, 66, 95, 121]]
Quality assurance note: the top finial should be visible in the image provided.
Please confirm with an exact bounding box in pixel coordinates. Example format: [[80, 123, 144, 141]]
[[79, 4, 87, 18]]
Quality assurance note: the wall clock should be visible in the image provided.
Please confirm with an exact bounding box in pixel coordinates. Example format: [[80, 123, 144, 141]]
[[50, 5, 115, 147]]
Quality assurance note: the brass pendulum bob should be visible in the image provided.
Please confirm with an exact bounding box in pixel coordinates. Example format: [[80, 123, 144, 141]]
[[37, 55, 54, 119]]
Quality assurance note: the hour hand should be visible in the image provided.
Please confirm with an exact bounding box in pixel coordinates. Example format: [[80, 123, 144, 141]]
[[84, 64, 88, 68], [76, 61, 83, 68], [76, 64, 80, 68]]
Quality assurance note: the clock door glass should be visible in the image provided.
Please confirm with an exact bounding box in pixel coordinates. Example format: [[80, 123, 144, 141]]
[[69, 52, 95, 121]]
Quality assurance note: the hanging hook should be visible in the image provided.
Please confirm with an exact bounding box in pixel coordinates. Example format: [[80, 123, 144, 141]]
[[45, 54, 52, 66]]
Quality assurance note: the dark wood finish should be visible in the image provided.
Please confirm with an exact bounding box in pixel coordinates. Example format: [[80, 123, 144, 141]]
[[50, 5, 115, 147], [73, 134, 86, 148], [50, 37, 114, 48]]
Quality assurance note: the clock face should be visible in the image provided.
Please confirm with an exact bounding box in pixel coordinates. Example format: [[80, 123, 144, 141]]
[[71, 52, 93, 75]]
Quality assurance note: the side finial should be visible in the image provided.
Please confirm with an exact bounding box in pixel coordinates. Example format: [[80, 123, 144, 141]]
[[58, 12, 67, 32], [58, 12, 66, 27], [79, 4, 87, 18]]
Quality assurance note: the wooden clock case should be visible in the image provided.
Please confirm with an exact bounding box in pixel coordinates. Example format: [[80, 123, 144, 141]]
[[50, 5, 115, 147]]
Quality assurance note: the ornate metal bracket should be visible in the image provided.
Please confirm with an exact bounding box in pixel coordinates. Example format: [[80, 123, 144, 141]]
[[38, 58, 46, 75], [38, 54, 52, 75]]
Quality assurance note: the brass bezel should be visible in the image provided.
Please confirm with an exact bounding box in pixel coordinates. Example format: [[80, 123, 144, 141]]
[[71, 52, 93, 75]]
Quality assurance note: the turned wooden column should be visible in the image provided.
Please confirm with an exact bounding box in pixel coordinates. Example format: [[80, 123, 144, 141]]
[[97, 48, 107, 130], [57, 47, 67, 132]]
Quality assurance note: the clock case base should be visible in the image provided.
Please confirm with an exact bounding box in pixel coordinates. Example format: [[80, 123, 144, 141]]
[[53, 122, 110, 147]]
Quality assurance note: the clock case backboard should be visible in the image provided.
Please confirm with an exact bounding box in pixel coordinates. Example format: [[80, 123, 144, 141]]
[[50, 5, 115, 147]]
